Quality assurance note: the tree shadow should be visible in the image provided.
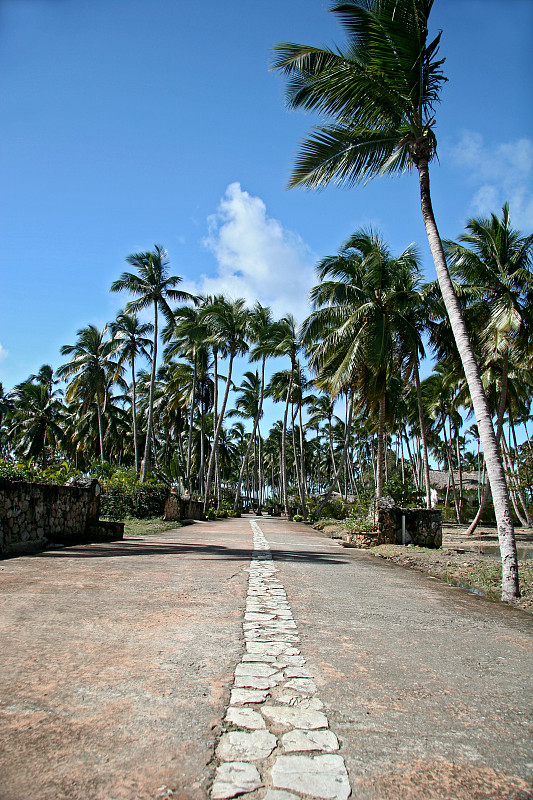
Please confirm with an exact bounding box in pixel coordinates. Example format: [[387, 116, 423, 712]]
[[34, 539, 349, 564]]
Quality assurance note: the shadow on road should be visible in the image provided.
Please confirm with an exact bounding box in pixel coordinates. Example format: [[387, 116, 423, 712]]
[[32, 540, 349, 564]]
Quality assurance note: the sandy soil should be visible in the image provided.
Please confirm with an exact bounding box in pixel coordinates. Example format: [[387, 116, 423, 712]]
[[363, 524, 533, 612]]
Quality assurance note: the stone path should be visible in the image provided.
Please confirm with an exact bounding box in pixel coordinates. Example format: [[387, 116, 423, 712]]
[[211, 521, 351, 800]]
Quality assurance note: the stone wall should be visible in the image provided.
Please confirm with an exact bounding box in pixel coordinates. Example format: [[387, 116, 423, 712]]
[[343, 497, 442, 550], [0, 478, 123, 554], [163, 494, 205, 522], [396, 507, 442, 548]]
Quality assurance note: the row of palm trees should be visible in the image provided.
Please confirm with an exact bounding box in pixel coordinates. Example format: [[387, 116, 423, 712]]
[[2, 206, 531, 524]]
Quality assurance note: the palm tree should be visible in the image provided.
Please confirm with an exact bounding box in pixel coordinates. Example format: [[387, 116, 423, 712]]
[[272, 0, 520, 601], [303, 229, 423, 501], [8, 369, 65, 465], [163, 304, 210, 488], [58, 325, 123, 463], [232, 303, 274, 512], [445, 204, 533, 533], [109, 310, 153, 474], [200, 296, 249, 511], [271, 315, 300, 517], [111, 244, 196, 482]]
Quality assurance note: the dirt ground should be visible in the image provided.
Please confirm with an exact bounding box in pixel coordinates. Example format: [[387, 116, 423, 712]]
[[361, 524, 533, 612]]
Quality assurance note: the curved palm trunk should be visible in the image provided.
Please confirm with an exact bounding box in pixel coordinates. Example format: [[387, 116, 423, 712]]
[[466, 352, 508, 535], [443, 420, 461, 524], [414, 360, 432, 508], [298, 401, 308, 518], [204, 353, 234, 513], [281, 368, 294, 517], [291, 404, 306, 516], [186, 352, 197, 486], [257, 422, 264, 513], [418, 159, 519, 601], [96, 394, 105, 463], [234, 356, 266, 511], [509, 409, 533, 526], [131, 361, 139, 475], [212, 347, 219, 507], [141, 302, 158, 482], [376, 393, 385, 498], [316, 393, 354, 514]]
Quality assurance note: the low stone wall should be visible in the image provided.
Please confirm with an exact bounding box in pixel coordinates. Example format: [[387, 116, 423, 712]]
[[396, 507, 442, 548], [0, 477, 123, 554], [163, 494, 205, 521], [343, 497, 442, 550]]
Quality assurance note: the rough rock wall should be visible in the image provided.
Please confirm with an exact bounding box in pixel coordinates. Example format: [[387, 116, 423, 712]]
[[163, 494, 205, 521], [0, 478, 114, 554]]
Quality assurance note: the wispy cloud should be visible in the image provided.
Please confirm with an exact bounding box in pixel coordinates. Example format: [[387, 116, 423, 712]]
[[451, 132, 533, 229], [183, 182, 315, 321]]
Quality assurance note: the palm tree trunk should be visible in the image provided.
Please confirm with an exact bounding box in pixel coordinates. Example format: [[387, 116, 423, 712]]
[[131, 362, 139, 475], [257, 422, 264, 514], [234, 356, 266, 511], [281, 368, 294, 517], [417, 158, 519, 601], [298, 401, 308, 517], [501, 432, 528, 526], [465, 350, 508, 535], [509, 409, 533, 526], [414, 360, 432, 508], [316, 393, 354, 513], [376, 393, 385, 498], [443, 418, 462, 524], [186, 352, 197, 487], [141, 302, 158, 482], [96, 395, 105, 463], [204, 353, 234, 513]]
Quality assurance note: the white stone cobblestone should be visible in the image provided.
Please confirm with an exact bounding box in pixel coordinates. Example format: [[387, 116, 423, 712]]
[[210, 520, 351, 799]]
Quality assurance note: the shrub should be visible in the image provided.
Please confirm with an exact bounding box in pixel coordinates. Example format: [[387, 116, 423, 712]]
[[312, 498, 345, 520], [292, 513, 303, 522], [100, 480, 168, 520]]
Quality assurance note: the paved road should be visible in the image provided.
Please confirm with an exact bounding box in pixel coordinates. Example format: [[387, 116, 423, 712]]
[[1, 516, 532, 800]]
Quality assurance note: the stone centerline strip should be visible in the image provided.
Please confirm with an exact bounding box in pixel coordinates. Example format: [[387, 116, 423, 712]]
[[210, 520, 351, 800]]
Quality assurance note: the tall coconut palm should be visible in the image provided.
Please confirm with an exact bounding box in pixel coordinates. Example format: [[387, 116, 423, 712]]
[[163, 304, 210, 488], [200, 296, 249, 511], [111, 245, 196, 482], [8, 370, 65, 465], [58, 325, 123, 463], [445, 204, 533, 533], [109, 310, 153, 474], [272, 0, 519, 600], [303, 229, 423, 501], [233, 303, 274, 512], [270, 315, 300, 517]]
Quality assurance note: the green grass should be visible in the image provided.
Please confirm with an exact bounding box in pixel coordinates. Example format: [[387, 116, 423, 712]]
[[122, 517, 182, 537]]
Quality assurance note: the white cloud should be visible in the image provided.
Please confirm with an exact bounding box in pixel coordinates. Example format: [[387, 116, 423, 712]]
[[451, 132, 533, 229], [0, 344, 7, 364], [183, 182, 315, 321]]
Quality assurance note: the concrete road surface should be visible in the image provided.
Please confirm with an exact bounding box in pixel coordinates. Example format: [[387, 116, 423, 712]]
[[0, 516, 532, 800]]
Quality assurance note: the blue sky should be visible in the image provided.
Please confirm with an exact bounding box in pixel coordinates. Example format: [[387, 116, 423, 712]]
[[0, 0, 532, 431]]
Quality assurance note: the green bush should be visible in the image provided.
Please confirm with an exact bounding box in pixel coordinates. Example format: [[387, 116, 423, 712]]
[[206, 508, 217, 520], [292, 513, 303, 522], [100, 480, 168, 520], [312, 498, 345, 520]]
